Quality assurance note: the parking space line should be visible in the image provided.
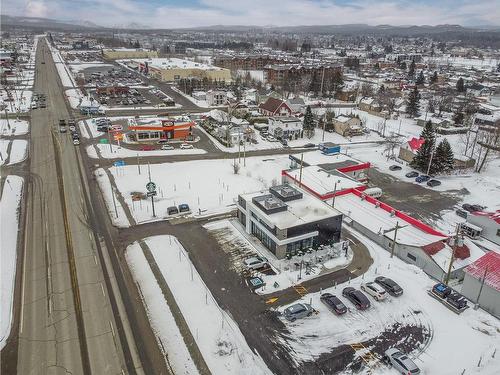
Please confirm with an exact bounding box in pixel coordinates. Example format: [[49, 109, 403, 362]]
[[350, 342, 380, 369], [293, 284, 308, 297]]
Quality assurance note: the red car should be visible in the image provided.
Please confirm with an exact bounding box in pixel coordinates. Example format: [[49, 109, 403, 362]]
[[140, 145, 156, 151]]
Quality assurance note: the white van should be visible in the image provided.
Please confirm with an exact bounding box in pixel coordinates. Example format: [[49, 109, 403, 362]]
[[364, 187, 383, 198]]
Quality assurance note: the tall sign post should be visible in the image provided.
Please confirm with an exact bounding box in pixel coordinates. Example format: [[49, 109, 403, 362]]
[[146, 163, 157, 217]]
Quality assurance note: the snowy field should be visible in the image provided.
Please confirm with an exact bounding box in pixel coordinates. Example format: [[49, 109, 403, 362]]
[[101, 155, 290, 224], [0, 176, 24, 350], [204, 219, 353, 294], [0, 139, 29, 166], [0, 119, 29, 136], [277, 227, 500, 374], [126, 235, 271, 375], [68, 62, 114, 73], [0, 90, 33, 113], [86, 143, 207, 159]]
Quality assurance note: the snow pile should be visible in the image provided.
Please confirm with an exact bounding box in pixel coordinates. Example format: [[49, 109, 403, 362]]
[[0, 139, 28, 166], [126, 235, 271, 375], [0, 176, 24, 350]]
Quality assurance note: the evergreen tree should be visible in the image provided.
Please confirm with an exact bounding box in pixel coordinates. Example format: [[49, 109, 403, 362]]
[[303, 106, 315, 138], [456, 77, 465, 92], [406, 86, 420, 117], [430, 71, 438, 84], [434, 139, 454, 174], [408, 60, 416, 78], [410, 120, 436, 172], [416, 70, 425, 85]]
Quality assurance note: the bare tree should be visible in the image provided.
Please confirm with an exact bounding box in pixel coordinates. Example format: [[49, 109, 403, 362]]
[[475, 121, 500, 173]]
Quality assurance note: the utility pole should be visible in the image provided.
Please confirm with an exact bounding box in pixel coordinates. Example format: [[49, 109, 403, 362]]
[[390, 221, 400, 258], [137, 153, 141, 175], [445, 224, 462, 285], [243, 136, 246, 167], [426, 147, 435, 176], [298, 153, 304, 187], [147, 162, 156, 217], [322, 117, 326, 142], [475, 266, 489, 307], [331, 180, 340, 208]]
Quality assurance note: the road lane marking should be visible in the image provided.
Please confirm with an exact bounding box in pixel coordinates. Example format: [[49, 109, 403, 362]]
[[100, 282, 106, 297]]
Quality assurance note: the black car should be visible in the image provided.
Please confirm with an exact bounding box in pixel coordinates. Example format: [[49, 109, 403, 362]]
[[455, 208, 468, 218], [405, 171, 419, 178], [375, 276, 403, 296], [342, 287, 370, 310], [462, 203, 485, 212], [303, 143, 316, 148], [167, 206, 179, 215], [389, 165, 402, 171], [178, 203, 190, 213], [427, 179, 441, 187], [447, 292, 468, 310], [320, 293, 347, 315]]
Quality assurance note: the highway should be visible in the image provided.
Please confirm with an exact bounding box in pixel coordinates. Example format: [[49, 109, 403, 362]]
[[15, 38, 144, 375]]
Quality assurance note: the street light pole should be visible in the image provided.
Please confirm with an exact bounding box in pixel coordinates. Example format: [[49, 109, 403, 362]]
[[426, 147, 435, 176], [390, 221, 400, 258], [445, 224, 462, 285]]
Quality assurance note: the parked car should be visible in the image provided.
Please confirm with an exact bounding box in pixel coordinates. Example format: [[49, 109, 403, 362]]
[[405, 171, 419, 178], [462, 203, 485, 212], [31, 103, 38, 109], [140, 145, 156, 151], [447, 291, 468, 310], [167, 206, 179, 215], [283, 303, 314, 322], [157, 139, 169, 144], [243, 256, 268, 270], [415, 175, 430, 183], [455, 208, 468, 218], [178, 203, 190, 213], [427, 179, 441, 187], [432, 283, 451, 299], [342, 287, 370, 310], [161, 144, 174, 150], [375, 276, 403, 296], [180, 143, 193, 149], [303, 143, 316, 148], [320, 293, 347, 315], [384, 348, 420, 375], [361, 282, 387, 301], [389, 165, 402, 171]]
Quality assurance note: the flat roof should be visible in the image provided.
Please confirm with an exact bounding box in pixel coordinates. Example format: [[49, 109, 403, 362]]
[[242, 187, 342, 230], [126, 57, 226, 71], [285, 166, 363, 196], [332, 192, 447, 247]]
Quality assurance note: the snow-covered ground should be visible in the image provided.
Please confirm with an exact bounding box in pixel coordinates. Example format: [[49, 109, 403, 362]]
[[126, 241, 199, 375], [49, 45, 77, 87], [0, 119, 29, 136], [66, 88, 96, 109], [94, 168, 131, 228], [126, 235, 271, 375], [102, 155, 290, 224], [0, 89, 33, 113], [204, 219, 353, 294], [68, 62, 114, 73], [277, 226, 500, 374], [0, 175, 24, 350], [86, 143, 206, 159], [170, 86, 219, 108], [0, 139, 28, 166]]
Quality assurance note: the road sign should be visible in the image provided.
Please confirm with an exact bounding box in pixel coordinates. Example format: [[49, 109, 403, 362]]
[[100, 138, 109, 144], [113, 160, 126, 167], [146, 181, 156, 192], [146, 191, 157, 197]]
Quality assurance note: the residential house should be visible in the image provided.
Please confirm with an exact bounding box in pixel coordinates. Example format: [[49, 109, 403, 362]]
[[467, 211, 500, 246], [332, 115, 364, 136], [268, 117, 303, 140], [258, 97, 293, 117], [286, 97, 305, 113], [206, 90, 227, 106]]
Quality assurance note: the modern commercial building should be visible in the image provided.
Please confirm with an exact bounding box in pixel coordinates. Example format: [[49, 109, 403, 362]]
[[130, 58, 232, 83], [102, 48, 158, 60], [127, 116, 195, 142], [237, 184, 343, 259]]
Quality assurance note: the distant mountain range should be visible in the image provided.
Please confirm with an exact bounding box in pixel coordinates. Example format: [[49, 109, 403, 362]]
[[2, 14, 499, 34]]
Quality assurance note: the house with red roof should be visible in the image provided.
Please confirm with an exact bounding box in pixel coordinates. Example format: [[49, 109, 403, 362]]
[[258, 97, 293, 117], [398, 137, 425, 163], [467, 210, 500, 246], [461, 251, 500, 318]]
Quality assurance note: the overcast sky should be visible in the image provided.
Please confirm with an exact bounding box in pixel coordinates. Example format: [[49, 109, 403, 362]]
[[4, 0, 500, 28]]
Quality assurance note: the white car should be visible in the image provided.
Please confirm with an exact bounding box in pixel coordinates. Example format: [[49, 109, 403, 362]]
[[361, 282, 387, 301], [180, 143, 193, 149], [243, 256, 268, 270], [266, 135, 277, 142], [72, 138, 80, 145], [161, 144, 174, 150]]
